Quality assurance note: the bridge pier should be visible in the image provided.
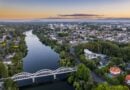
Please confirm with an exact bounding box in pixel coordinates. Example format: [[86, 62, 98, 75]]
[[32, 77, 35, 83], [54, 74, 56, 79]]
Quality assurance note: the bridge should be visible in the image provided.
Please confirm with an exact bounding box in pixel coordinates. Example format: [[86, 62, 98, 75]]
[[2, 67, 76, 83]]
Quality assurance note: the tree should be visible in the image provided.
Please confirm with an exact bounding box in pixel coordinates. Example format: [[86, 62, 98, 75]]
[[76, 64, 90, 81], [68, 64, 93, 90], [60, 51, 66, 59], [0, 61, 8, 78], [68, 75, 74, 84], [95, 83, 129, 90], [4, 79, 19, 90], [110, 57, 123, 65]]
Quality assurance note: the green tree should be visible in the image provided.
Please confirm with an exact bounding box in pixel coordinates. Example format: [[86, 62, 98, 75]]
[[68, 64, 93, 90], [4, 79, 19, 90], [0, 61, 8, 78], [95, 83, 129, 90]]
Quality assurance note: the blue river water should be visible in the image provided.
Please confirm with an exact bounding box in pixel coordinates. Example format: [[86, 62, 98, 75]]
[[20, 30, 74, 90]]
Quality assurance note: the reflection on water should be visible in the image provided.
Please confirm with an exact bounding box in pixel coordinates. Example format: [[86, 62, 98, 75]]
[[20, 30, 74, 90], [20, 81, 74, 90], [23, 30, 59, 73]]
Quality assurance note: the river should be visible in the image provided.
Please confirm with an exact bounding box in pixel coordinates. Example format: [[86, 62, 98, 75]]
[[20, 30, 74, 90]]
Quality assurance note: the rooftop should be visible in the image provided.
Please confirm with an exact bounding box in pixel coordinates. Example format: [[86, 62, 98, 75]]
[[109, 66, 121, 75], [125, 75, 130, 81]]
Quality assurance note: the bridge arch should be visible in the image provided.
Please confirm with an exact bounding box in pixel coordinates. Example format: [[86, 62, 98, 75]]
[[13, 72, 32, 77], [35, 69, 53, 76], [12, 72, 33, 80], [55, 67, 74, 73]]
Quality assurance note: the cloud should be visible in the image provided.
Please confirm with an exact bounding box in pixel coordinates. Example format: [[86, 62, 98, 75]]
[[59, 14, 102, 17], [47, 13, 103, 19], [102, 17, 130, 20], [46, 17, 71, 19]]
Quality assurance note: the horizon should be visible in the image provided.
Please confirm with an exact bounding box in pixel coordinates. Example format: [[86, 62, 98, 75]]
[[1, 19, 130, 23], [0, 0, 130, 20]]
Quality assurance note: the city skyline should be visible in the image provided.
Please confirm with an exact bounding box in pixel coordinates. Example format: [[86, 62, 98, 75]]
[[0, 0, 130, 20]]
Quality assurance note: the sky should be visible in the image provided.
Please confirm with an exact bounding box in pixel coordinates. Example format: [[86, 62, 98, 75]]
[[0, 0, 130, 20]]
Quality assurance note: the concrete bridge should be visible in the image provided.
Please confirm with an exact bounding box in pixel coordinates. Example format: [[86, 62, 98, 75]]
[[10, 67, 76, 83], [0, 67, 76, 87]]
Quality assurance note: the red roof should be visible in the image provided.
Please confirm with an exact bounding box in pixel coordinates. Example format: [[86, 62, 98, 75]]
[[109, 66, 121, 75], [125, 75, 130, 80]]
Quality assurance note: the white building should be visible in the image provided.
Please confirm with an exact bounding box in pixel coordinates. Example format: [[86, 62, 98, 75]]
[[84, 49, 105, 60]]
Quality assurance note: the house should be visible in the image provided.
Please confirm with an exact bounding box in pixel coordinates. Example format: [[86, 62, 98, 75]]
[[109, 66, 121, 76], [5, 53, 15, 60], [125, 75, 130, 85]]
